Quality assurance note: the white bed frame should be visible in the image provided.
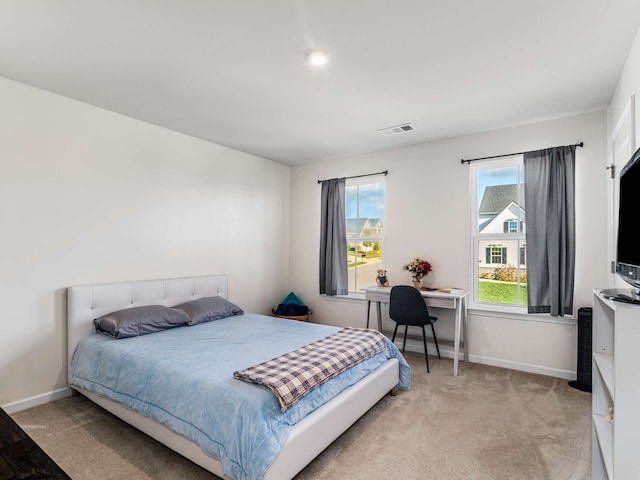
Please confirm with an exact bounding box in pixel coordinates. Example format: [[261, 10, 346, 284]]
[[67, 274, 399, 480]]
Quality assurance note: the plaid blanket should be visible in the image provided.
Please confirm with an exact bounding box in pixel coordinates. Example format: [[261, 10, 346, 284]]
[[233, 327, 387, 411]]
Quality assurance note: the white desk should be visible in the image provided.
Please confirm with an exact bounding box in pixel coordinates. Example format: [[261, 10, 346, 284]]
[[363, 286, 469, 376]]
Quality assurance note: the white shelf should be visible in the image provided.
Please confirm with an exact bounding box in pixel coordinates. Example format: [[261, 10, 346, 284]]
[[592, 289, 640, 480], [593, 414, 613, 479], [593, 352, 615, 401]]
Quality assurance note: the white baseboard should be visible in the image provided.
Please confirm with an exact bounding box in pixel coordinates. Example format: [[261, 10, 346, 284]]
[[465, 353, 575, 380], [398, 340, 576, 380], [2, 387, 74, 414]]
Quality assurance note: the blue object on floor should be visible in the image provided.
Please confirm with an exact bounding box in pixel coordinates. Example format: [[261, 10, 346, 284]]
[[281, 292, 306, 306]]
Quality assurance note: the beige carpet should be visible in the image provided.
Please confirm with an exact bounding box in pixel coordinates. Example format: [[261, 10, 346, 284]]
[[12, 354, 592, 480]]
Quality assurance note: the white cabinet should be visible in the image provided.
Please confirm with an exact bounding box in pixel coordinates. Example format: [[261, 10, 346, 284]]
[[592, 289, 640, 480]]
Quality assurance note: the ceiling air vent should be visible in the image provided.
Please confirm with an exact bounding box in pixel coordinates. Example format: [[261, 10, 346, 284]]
[[378, 123, 415, 136]]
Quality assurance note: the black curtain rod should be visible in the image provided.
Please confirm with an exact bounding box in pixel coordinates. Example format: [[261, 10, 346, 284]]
[[317, 170, 388, 184], [460, 142, 584, 164]]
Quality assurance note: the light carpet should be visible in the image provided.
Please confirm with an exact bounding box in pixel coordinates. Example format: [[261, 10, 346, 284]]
[[12, 353, 592, 480]]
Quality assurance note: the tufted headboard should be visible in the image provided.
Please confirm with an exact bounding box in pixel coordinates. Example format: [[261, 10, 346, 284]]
[[67, 274, 228, 372]]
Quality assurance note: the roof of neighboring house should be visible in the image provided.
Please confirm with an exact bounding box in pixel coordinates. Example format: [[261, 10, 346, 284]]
[[346, 217, 384, 237], [479, 184, 525, 214], [478, 218, 492, 231], [346, 218, 369, 236]]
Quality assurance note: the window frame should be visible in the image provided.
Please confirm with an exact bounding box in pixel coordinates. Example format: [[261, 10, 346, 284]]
[[470, 157, 528, 314], [344, 175, 385, 296]]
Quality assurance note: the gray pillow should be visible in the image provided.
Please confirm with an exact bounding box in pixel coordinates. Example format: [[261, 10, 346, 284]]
[[94, 305, 190, 339], [172, 296, 244, 326]]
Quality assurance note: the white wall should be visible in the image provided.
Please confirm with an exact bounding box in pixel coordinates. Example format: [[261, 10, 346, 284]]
[[0, 76, 290, 408], [290, 111, 608, 378], [609, 27, 640, 152]]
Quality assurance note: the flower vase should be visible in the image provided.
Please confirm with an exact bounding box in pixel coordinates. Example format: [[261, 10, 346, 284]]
[[412, 278, 422, 289]]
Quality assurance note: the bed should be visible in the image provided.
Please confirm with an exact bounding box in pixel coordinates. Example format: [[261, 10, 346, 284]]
[[67, 274, 410, 480]]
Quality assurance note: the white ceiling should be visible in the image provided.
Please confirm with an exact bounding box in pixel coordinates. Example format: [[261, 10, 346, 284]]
[[1, 1, 639, 166]]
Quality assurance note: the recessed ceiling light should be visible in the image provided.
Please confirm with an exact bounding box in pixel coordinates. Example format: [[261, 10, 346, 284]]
[[307, 51, 329, 66]]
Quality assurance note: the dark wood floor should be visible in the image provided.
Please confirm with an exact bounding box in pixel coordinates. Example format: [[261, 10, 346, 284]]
[[0, 406, 71, 480]]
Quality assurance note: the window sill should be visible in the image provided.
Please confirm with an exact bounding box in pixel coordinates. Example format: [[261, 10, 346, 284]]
[[468, 305, 577, 326], [321, 293, 367, 304]]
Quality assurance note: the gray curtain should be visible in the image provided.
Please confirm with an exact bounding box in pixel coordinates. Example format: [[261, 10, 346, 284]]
[[524, 146, 576, 316], [319, 178, 348, 295]]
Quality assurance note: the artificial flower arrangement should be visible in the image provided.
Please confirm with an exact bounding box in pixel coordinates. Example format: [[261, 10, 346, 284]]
[[402, 257, 432, 282]]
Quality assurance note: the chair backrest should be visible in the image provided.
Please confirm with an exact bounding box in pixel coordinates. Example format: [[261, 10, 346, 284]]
[[389, 285, 431, 326]]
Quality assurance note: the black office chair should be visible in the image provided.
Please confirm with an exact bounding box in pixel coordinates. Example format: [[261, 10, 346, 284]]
[[389, 285, 441, 372]]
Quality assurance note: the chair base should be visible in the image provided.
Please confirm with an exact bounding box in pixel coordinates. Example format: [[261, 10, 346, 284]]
[[392, 323, 441, 373]]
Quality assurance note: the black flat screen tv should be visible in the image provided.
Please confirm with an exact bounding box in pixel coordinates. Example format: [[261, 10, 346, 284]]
[[616, 145, 640, 291]]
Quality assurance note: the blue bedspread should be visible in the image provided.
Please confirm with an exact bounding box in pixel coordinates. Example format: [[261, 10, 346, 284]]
[[69, 314, 411, 480]]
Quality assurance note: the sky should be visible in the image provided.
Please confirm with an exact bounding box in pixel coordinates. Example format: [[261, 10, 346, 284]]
[[477, 164, 524, 204], [346, 183, 385, 220]]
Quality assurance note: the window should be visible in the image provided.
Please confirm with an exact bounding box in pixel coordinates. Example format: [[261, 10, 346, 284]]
[[506, 220, 520, 233], [486, 245, 507, 264], [345, 176, 385, 294], [471, 157, 527, 310]]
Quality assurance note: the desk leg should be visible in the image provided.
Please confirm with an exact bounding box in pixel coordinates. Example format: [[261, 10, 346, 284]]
[[462, 297, 468, 362], [453, 300, 462, 376], [376, 301, 383, 332], [366, 300, 371, 329]]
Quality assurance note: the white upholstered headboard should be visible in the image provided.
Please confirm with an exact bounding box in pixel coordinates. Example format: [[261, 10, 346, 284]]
[[67, 274, 228, 373]]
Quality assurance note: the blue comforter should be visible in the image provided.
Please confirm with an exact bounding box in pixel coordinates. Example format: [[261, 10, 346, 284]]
[[69, 314, 411, 480]]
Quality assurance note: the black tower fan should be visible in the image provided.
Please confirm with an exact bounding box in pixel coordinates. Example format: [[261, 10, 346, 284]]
[[568, 307, 592, 392]]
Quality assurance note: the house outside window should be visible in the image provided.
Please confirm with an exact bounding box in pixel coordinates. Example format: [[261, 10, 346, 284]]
[[471, 157, 527, 310], [346, 176, 385, 294]]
